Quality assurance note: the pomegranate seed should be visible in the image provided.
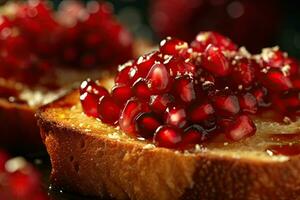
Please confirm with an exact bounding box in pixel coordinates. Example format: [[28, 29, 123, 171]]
[[111, 84, 132, 105], [252, 87, 271, 108], [159, 37, 188, 55], [149, 93, 174, 114], [263, 69, 293, 91], [146, 63, 171, 93], [225, 115, 256, 141], [279, 91, 300, 112], [135, 52, 160, 78], [261, 48, 286, 68], [165, 106, 187, 128], [213, 94, 240, 116], [231, 57, 255, 86], [173, 75, 196, 103], [239, 93, 257, 114], [115, 62, 133, 85], [202, 44, 230, 77], [165, 57, 196, 76], [80, 79, 108, 96], [179, 125, 207, 148], [284, 58, 299, 75], [80, 92, 100, 117], [119, 98, 142, 136], [153, 125, 182, 148], [188, 102, 215, 123], [98, 95, 120, 125], [135, 112, 161, 138], [191, 31, 237, 52], [132, 78, 152, 102]]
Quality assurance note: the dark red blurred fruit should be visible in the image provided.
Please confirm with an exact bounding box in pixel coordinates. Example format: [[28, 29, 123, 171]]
[[149, 0, 280, 52]]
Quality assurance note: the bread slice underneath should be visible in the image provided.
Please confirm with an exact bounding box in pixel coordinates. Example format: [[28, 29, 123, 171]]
[[37, 90, 300, 200]]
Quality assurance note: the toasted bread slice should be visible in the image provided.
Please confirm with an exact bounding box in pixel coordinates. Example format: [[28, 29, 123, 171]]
[[37, 90, 300, 200], [0, 68, 113, 153]]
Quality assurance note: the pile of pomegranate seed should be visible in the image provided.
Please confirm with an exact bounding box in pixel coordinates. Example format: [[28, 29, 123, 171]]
[[80, 31, 300, 149], [0, 151, 48, 200], [0, 0, 132, 85]]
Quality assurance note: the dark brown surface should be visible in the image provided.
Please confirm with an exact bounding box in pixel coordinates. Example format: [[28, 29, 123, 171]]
[[32, 156, 106, 200], [0, 99, 44, 154]]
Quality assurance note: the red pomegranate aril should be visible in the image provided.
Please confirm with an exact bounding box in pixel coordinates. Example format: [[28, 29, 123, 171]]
[[80, 79, 108, 97], [218, 118, 234, 130], [284, 58, 299, 76], [231, 57, 255, 86], [111, 84, 132, 105], [239, 93, 258, 114], [153, 125, 182, 148], [280, 91, 300, 112], [115, 63, 133, 85], [173, 75, 196, 103], [146, 63, 171, 93], [225, 115, 256, 141], [135, 112, 161, 138], [165, 106, 187, 128], [202, 44, 230, 77], [252, 86, 271, 108], [135, 52, 159, 78], [262, 48, 286, 68], [165, 57, 196, 76], [188, 103, 215, 123], [213, 94, 240, 116], [149, 93, 174, 114], [80, 92, 100, 117], [263, 69, 293, 91], [191, 31, 237, 52], [98, 95, 120, 125], [132, 78, 152, 102], [180, 125, 207, 148], [119, 98, 143, 136], [159, 37, 188, 55]]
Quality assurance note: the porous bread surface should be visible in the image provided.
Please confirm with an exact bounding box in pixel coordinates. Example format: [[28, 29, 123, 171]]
[[37, 91, 300, 200]]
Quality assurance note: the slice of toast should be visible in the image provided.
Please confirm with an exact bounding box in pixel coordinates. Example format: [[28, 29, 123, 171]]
[[0, 68, 113, 154], [37, 90, 300, 200]]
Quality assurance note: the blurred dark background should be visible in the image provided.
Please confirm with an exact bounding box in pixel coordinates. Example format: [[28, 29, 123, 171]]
[[55, 0, 300, 58]]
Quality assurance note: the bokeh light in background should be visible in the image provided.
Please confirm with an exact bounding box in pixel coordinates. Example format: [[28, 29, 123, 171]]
[[52, 0, 300, 59]]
